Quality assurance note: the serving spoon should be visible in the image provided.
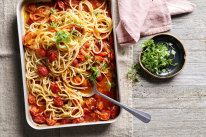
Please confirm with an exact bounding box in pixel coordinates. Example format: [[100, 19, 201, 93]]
[[84, 81, 151, 123]]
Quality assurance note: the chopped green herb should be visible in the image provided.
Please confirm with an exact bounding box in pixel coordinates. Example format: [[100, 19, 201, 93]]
[[96, 60, 101, 65], [58, 20, 62, 24], [51, 22, 57, 27], [105, 81, 116, 90], [85, 55, 91, 59], [55, 31, 70, 45], [127, 63, 140, 82], [93, 11, 99, 15], [102, 63, 107, 70], [88, 67, 101, 81], [174, 63, 178, 66], [112, 73, 116, 78], [98, 40, 101, 44], [122, 50, 126, 55], [50, 9, 56, 14], [74, 21, 78, 24], [107, 35, 110, 41], [140, 39, 178, 74]]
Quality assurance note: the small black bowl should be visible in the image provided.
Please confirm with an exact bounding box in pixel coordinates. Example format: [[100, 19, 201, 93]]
[[139, 33, 186, 79]]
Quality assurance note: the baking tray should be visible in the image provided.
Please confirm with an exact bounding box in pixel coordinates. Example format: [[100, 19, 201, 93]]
[[17, 0, 122, 130]]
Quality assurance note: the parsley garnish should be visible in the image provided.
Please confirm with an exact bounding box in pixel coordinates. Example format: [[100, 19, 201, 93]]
[[140, 39, 178, 74], [74, 21, 78, 24], [51, 22, 57, 27], [93, 11, 99, 15], [85, 55, 91, 59], [105, 81, 116, 90], [88, 67, 101, 81], [50, 9, 56, 14], [127, 63, 140, 82], [55, 31, 70, 45], [102, 63, 107, 70]]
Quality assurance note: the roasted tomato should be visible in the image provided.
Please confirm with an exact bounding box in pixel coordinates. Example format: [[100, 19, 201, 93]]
[[72, 117, 84, 124], [37, 65, 49, 77], [50, 82, 60, 93], [36, 49, 47, 57], [85, 97, 96, 111], [47, 50, 58, 62], [98, 110, 110, 121], [54, 97, 64, 107], [26, 4, 36, 13], [27, 17, 34, 25], [28, 93, 36, 105], [96, 73, 103, 82], [97, 52, 108, 57], [83, 108, 91, 114], [23, 32, 36, 47], [110, 52, 115, 61], [76, 55, 85, 62], [83, 42, 90, 49], [57, 0, 65, 9], [110, 105, 119, 119], [50, 15, 57, 22], [45, 118, 57, 126], [73, 76, 87, 87], [72, 59, 79, 67], [95, 56, 104, 63], [32, 113, 46, 124], [60, 118, 72, 124], [97, 101, 104, 111], [30, 105, 39, 116]]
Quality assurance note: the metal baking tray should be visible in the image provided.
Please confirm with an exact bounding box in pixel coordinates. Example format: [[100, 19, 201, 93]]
[[17, 0, 122, 130]]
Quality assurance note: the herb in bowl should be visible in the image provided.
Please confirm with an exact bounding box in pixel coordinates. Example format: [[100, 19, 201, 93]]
[[140, 39, 178, 74]]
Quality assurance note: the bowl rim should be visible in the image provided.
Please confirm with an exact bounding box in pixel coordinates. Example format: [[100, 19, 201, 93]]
[[138, 33, 187, 79]]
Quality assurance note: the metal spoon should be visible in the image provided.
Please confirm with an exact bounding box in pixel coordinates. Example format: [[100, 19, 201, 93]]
[[85, 82, 151, 123]]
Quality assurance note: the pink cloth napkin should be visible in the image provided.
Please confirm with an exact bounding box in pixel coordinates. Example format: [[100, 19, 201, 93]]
[[116, 0, 196, 46]]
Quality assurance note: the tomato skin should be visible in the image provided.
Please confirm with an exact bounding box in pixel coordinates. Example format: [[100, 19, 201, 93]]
[[38, 65, 49, 77], [45, 118, 57, 126], [26, 4, 36, 13], [76, 55, 85, 62], [28, 93, 36, 105], [30, 105, 39, 116], [35, 81, 40, 84], [57, 0, 65, 9], [50, 83, 60, 93], [60, 118, 72, 124], [85, 98, 97, 111], [98, 110, 110, 121], [97, 52, 108, 57], [47, 50, 58, 62], [36, 49, 47, 57], [54, 97, 64, 107], [32, 113, 46, 124], [96, 73, 103, 82], [110, 105, 119, 119], [72, 117, 84, 124], [27, 17, 33, 25]]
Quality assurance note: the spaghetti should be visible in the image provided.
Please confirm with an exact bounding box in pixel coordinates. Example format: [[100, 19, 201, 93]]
[[23, 0, 119, 126]]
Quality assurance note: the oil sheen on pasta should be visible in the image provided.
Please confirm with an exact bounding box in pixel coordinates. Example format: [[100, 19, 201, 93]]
[[23, 0, 119, 126]]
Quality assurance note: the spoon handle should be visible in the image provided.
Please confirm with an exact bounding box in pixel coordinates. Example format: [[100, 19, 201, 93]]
[[96, 91, 151, 123]]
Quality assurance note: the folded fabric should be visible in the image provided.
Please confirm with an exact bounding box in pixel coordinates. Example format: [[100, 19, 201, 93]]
[[116, 0, 196, 46]]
